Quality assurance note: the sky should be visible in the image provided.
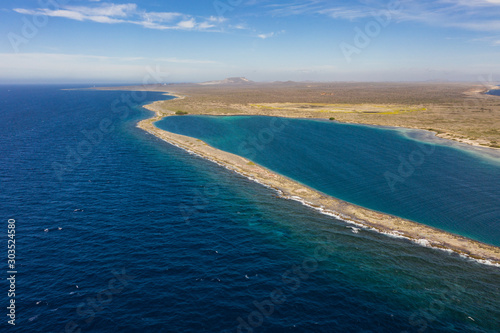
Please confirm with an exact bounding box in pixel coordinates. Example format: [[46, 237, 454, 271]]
[[1, 0, 500, 84]]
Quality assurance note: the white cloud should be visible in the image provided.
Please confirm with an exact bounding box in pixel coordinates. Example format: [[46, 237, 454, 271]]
[[142, 11, 182, 23], [258, 32, 275, 39], [266, 0, 500, 34], [177, 19, 196, 29], [319, 8, 370, 20], [399, 1, 500, 32], [13, 7, 127, 24], [13, 3, 225, 31], [63, 3, 136, 17], [198, 22, 216, 29], [14, 8, 81, 21], [208, 16, 226, 23], [267, 1, 324, 16], [86, 15, 124, 24], [232, 24, 248, 30], [257, 30, 285, 39], [13, 4, 135, 24], [441, 0, 500, 7]]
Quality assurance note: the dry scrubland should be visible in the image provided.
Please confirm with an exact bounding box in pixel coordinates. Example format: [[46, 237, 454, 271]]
[[101, 82, 500, 149]]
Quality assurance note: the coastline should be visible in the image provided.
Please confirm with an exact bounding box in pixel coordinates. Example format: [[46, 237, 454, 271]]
[[94, 82, 500, 152], [431, 86, 500, 150], [140, 86, 500, 152], [138, 94, 500, 266]]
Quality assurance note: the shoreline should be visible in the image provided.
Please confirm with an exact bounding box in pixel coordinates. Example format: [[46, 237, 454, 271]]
[[435, 85, 500, 150], [93, 83, 500, 152], [137, 93, 500, 267], [141, 87, 500, 152]]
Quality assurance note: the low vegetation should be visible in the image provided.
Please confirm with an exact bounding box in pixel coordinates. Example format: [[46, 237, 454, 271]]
[[99, 82, 500, 148]]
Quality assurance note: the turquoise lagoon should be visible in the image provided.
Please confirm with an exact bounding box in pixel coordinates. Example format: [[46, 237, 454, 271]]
[[156, 115, 500, 247]]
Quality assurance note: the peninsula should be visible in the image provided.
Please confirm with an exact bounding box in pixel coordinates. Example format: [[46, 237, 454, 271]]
[[97, 80, 500, 265]]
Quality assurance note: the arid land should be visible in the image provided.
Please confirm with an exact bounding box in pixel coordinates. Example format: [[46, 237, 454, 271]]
[[99, 81, 500, 149], [96, 81, 500, 265]]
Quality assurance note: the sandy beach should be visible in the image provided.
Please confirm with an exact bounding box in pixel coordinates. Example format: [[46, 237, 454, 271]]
[[137, 94, 500, 266]]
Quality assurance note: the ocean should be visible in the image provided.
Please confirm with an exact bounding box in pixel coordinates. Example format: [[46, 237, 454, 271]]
[[1, 85, 499, 332]]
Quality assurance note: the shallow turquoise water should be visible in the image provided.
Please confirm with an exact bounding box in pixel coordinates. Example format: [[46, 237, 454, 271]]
[[156, 115, 500, 247]]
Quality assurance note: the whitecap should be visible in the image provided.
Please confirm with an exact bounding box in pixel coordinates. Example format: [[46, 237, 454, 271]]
[[414, 239, 431, 247], [349, 227, 360, 234]]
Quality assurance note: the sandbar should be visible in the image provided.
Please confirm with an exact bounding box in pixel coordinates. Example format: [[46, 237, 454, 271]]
[[136, 94, 500, 266]]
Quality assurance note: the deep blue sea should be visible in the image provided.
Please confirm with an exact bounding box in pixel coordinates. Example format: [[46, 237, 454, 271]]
[[1, 85, 500, 333]]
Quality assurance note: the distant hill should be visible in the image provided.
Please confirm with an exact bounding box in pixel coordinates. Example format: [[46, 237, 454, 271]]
[[198, 77, 254, 85]]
